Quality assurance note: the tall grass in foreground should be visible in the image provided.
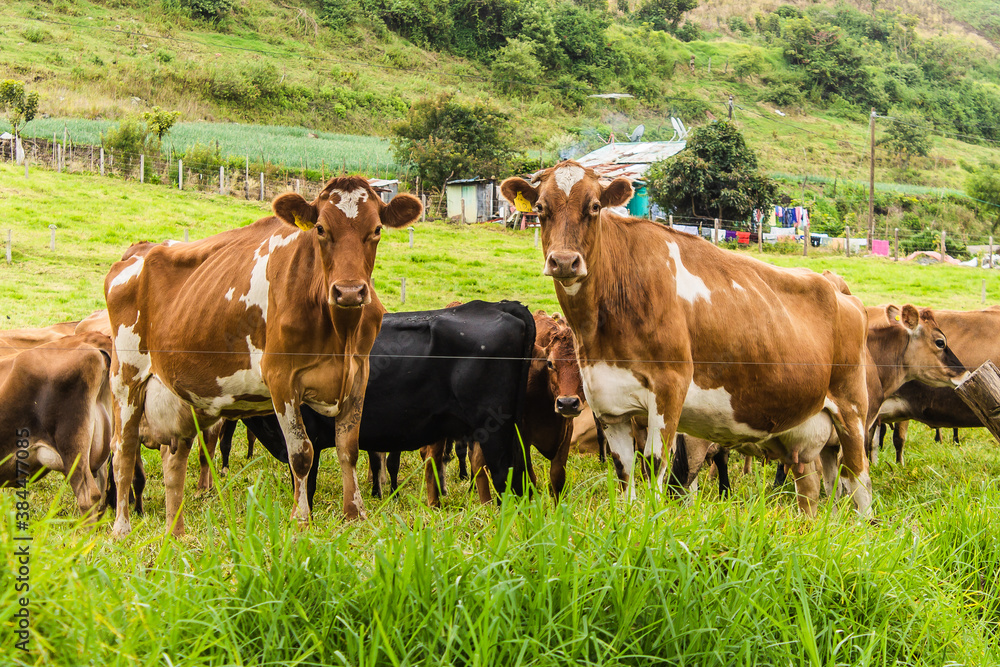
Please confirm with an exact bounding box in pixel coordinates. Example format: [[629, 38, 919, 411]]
[[2, 459, 999, 666]]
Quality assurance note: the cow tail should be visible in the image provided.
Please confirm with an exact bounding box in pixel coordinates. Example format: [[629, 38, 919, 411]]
[[668, 433, 689, 495]]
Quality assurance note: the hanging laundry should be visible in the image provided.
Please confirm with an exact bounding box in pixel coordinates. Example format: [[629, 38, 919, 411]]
[[737, 231, 751, 244], [872, 240, 890, 256], [784, 207, 797, 227], [774, 206, 784, 227], [725, 230, 738, 241]]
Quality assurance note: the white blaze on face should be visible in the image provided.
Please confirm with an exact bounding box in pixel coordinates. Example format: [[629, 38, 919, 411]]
[[666, 241, 711, 304], [108, 255, 144, 291], [331, 188, 369, 219], [554, 165, 585, 197]]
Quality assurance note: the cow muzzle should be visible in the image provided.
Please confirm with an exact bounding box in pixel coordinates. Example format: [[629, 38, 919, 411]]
[[331, 281, 370, 308], [544, 251, 587, 283], [555, 395, 583, 417]]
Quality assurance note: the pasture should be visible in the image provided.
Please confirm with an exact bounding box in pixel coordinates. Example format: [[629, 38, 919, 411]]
[[2, 163, 1000, 665]]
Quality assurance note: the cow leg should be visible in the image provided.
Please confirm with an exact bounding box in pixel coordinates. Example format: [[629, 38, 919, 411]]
[[132, 457, 146, 516], [423, 441, 446, 508], [247, 428, 256, 459], [830, 405, 872, 516], [713, 449, 731, 497], [773, 463, 789, 488], [893, 421, 908, 466], [306, 449, 320, 512], [272, 398, 318, 524], [470, 442, 492, 504], [369, 452, 386, 499], [742, 454, 751, 476], [160, 438, 192, 537], [789, 461, 821, 517], [110, 379, 145, 538], [219, 419, 237, 472], [953, 428, 960, 445], [386, 452, 401, 494], [602, 421, 637, 501], [63, 452, 102, 520], [456, 439, 469, 480], [594, 414, 607, 464], [196, 428, 219, 493], [548, 427, 573, 502], [819, 446, 840, 500], [333, 399, 366, 521], [934, 428, 941, 442]]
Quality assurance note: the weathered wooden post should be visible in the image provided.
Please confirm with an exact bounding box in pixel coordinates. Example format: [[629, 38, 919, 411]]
[[713, 218, 720, 245], [955, 360, 1000, 445], [803, 224, 809, 256], [260, 172, 265, 201], [220, 166, 225, 194], [461, 198, 466, 224], [57, 144, 62, 173], [401, 277, 406, 304], [668, 214, 673, 227], [757, 222, 763, 253], [100, 148, 105, 176], [178, 159, 183, 190], [421, 195, 427, 223], [408, 226, 414, 249], [49, 225, 56, 251], [846, 226, 851, 257], [894, 228, 899, 261], [140, 154, 145, 183], [295, 178, 300, 194]]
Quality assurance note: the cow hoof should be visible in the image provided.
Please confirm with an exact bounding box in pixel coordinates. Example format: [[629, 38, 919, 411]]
[[111, 517, 132, 538]]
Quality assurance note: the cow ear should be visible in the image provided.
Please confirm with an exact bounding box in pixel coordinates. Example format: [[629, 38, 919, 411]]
[[600, 178, 634, 208], [884, 304, 901, 324], [273, 193, 318, 230], [918, 307, 936, 324], [380, 193, 422, 228], [533, 344, 548, 361], [501, 178, 539, 212], [900, 304, 920, 331]]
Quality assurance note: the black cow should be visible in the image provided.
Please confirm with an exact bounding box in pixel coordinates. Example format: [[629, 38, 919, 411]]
[[242, 300, 535, 509]]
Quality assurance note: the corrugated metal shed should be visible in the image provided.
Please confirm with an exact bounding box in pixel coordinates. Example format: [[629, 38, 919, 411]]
[[367, 178, 399, 202], [575, 140, 686, 181]]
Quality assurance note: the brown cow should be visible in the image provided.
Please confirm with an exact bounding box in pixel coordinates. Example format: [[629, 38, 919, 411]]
[[105, 177, 421, 536], [877, 307, 1000, 464], [0, 319, 81, 359], [501, 160, 872, 516], [0, 333, 113, 515]]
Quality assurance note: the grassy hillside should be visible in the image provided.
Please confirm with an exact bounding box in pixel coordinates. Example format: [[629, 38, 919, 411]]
[[3, 164, 1000, 665]]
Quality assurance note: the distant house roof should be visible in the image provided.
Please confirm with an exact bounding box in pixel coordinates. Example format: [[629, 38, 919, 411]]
[[446, 177, 492, 185], [367, 178, 398, 188], [576, 140, 687, 182]]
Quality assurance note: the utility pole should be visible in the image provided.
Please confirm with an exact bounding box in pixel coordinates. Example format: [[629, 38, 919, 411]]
[[868, 108, 877, 252]]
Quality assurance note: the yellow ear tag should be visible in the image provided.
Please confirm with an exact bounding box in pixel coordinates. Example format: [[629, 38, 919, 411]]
[[293, 214, 312, 231], [513, 191, 534, 213], [895, 315, 901, 321]]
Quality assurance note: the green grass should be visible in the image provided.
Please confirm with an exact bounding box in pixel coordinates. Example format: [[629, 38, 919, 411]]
[[4, 164, 1000, 664], [21, 119, 399, 175]]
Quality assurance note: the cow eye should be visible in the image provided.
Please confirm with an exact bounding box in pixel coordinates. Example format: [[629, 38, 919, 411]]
[[935, 339, 945, 349], [534, 204, 544, 216], [590, 201, 601, 214], [315, 225, 326, 237], [546, 359, 555, 370], [373, 225, 383, 238]]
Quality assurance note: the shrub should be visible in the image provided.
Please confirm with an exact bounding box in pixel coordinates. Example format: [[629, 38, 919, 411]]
[[727, 16, 749, 34], [21, 27, 51, 43], [674, 22, 701, 42], [100, 117, 160, 179], [181, 0, 234, 22], [492, 38, 543, 95]]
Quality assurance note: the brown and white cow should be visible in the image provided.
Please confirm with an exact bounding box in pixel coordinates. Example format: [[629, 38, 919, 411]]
[[104, 176, 421, 536], [0, 332, 114, 515], [501, 160, 873, 515]]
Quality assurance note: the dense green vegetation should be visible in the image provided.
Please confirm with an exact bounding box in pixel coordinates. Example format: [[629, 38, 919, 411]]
[[3, 164, 1000, 665]]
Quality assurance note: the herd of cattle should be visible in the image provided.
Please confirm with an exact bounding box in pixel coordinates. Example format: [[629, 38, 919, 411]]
[[0, 161, 990, 537]]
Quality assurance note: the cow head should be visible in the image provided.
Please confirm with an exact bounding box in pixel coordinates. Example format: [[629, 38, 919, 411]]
[[546, 326, 585, 417], [887, 304, 968, 387], [272, 177, 421, 309], [501, 161, 632, 292]]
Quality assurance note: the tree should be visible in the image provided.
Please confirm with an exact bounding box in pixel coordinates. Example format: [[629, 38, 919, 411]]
[[0, 80, 39, 138], [634, 0, 698, 32], [967, 164, 1000, 230], [392, 94, 517, 187], [880, 114, 930, 168], [646, 121, 779, 224], [492, 38, 543, 95], [141, 106, 181, 141]]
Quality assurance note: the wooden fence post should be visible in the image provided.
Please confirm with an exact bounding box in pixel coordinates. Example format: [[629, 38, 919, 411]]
[[408, 226, 414, 249], [100, 148, 104, 176], [421, 195, 427, 222], [668, 214, 673, 227], [49, 225, 56, 251], [245, 156, 250, 199], [461, 198, 466, 224], [57, 144, 62, 173], [803, 224, 809, 256], [220, 166, 225, 195], [940, 230, 946, 258], [534, 227, 539, 248], [955, 361, 1000, 445], [757, 222, 763, 253], [894, 228, 899, 261], [846, 226, 851, 257], [178, 159, 183, 190], [140, 154, 145, 183], [401, 277, 406, 304], [260, 172, 265, 201], [713, 218, 720, 245]]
